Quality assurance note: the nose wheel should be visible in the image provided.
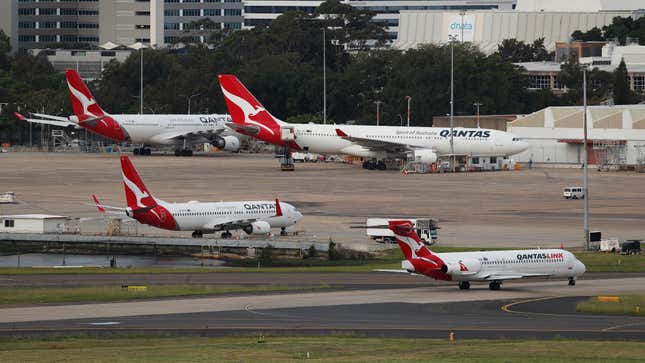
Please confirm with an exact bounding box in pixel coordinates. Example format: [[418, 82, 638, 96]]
[[568, 277, 576, 286], [220, 231, 232, 239], [191, 231, 203, 238], [280, 226, 287, 236], [458, 281, 470, 290]]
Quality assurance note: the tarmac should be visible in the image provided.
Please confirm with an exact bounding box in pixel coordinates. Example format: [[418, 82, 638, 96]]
[[1, 275, 644, 339], [1, 152, 645, 250]]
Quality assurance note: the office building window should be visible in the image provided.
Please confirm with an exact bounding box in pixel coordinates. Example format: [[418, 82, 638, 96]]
[[19, 35, 36, 42], [39, 35, 57, 42], [224, 9, 241, 16], [60, 34, 78, 42], [39, 22, 57, 29], [224, 22, 241, 30], [60, 8, 77, 15], [136, 11, 151, 16], [78, 9, 99, 16], [183, 9, 201, 16], [135, 24, 151, 29], [78, 23, 99, 29], [165, 9, 180, 16], [60, 21, 77, 29], [78, 36, 99, 42], [634, 76, 645, 93], [204, 9, 220, 16], [164, 23, 180, 30], [38, 8, 57, 15], [18, 22, 36, 29], [529, 75, 551, 89], [18, 8, 36, 15]]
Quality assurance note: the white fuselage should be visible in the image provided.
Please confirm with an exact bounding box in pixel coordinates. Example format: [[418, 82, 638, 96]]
[[288, 123, 528, 159], [111, 114, 236, 145], [434, 249, 586, 281], [157, 199, 302, 232]]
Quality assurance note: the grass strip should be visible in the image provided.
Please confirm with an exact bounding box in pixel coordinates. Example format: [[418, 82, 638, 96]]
[[0, 284, 331, 305], [576, 295, 645, 316], [0, 336, 644, 362]]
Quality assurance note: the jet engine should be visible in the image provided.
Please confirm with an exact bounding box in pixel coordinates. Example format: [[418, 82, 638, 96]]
[[212, 136, 241, 152], [243, 221, 271, 235], [410, 149, 438, 164], [441, 258, 481, 277]]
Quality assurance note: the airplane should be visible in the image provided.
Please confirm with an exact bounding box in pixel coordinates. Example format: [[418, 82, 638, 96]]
[[92, 155, 303, 238], [15, 69, 244, 156], [217, 74, 529, 170], [382, 220, 586, 290]]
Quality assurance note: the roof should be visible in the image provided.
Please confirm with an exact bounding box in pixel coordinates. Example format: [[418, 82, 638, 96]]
[[0, 214, 70, 220]]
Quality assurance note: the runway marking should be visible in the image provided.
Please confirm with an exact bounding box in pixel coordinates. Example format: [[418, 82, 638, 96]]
[[243, 305, 293, 319], [602, 321, 645, 332], [501, 296, 559, 315], [83, 322, 121, 326]]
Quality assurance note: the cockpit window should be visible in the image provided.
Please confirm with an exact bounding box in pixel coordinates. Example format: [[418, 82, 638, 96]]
[[512, 138, 521, 141]]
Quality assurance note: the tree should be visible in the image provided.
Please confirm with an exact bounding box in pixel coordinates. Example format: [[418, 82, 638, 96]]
[[571, 27, 604, 42], [0, 30, 11, 71], [496, 38, 552, 62], [317, 0, 389, 50], [613, 59, 634, 104]]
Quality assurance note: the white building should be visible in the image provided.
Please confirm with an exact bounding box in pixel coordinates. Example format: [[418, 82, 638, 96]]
[[395, 10, 631, 53], [243, 0, 516, 39], [515, 0, 645, 13], [508, 105, 645, 166], [0, 214, 70, 234]]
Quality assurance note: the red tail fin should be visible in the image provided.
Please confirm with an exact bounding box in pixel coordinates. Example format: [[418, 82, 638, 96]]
[[388, 220, 437, 261], [120, 156, 157, 209], [217, 74, 283, 144], [65, 69, 106, 117], [275, 197, 283, 217], [14, 112, 27, 121]]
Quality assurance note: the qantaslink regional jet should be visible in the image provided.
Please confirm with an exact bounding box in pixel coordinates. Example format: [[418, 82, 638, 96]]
[[16, 70, 243, 156], [217, 74, 529, 170], [92, 156, 303, 238], [381, 220, 586, 290]]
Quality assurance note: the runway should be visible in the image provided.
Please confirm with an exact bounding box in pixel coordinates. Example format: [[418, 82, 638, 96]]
[[1, 276, 644, 340]]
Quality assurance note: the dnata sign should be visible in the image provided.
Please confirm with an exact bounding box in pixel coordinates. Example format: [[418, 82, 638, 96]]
[[447, 14, 475, 42]]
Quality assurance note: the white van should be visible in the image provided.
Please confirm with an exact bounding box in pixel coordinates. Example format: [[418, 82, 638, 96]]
[[563, 187, 585, 199]]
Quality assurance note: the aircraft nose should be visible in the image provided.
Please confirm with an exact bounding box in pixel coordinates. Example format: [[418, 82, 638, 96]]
[[574, 259, 586, 276]]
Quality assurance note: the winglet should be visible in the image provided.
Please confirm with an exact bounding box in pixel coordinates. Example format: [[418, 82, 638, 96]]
[[275, 197, 283, 217], [92, 194, 106, 213], [14, 112, 26, 121], [335, 128, 348, 138]]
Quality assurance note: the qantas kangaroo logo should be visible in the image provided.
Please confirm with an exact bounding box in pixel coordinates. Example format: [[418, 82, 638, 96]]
[[459, 261, 469, 271], [67, 80, 99, 117], [122, 172, 151, 208], [220, 86, 276, 136]]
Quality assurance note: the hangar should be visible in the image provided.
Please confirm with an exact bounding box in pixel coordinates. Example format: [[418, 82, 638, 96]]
[[507, 105, 645, 169]]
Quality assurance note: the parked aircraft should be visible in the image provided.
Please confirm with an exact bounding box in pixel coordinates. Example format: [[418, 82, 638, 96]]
[[383, 220, 585, 290], [92, 156, 303, 238], [217, 74, 528, 169], [16, 70, 243, 156]]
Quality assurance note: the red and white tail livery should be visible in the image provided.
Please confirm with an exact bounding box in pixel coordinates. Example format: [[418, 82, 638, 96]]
[[92, 156, 303, 238], [386, 220, 586, 290]]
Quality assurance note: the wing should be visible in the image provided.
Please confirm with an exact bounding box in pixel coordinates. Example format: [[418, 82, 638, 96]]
[[335, 128, 414, 154], [91, 195, 126, 215], [15, 112, 77, 128], [150, 126, 228, 144]]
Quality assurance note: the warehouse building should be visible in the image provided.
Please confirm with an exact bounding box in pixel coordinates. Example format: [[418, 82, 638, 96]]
[[507, 105, 645, 168]]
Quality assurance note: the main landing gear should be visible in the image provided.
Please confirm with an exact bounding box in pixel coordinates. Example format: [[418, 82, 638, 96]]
[[133, 147, 151, 155], [174, 148, 193, 157], [568, 277, 576, 286], [220, 231, 232, 239], [191, 231, 203, 238], [489, 281, 502, 290], [458, 281, 470, 290], [362, 160, 386, 170], [280, 226, 287, 236]]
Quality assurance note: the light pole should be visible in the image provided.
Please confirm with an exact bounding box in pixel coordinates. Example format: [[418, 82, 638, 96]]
[[449, 34, 458, 172], [405, 96, 411, 127], [374, 100, 383, 126], [323, 27, 327, 125], [187, 93, 200, 114], [473, 101, 483, 128], [459, 10, 466, 42], [582, 65, 590, 250]]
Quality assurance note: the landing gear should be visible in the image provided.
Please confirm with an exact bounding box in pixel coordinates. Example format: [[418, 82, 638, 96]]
[[133, 147, 151, 155], [174, 148, 193, 157], [458, 281, 471, 290], [362, 160, 387, 170], [220, 231, 232, 239], [489, 281, 502, 290], [280, 226, 287, 236], [568, 277, 576, 286], [191, 231, 203, 238]]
